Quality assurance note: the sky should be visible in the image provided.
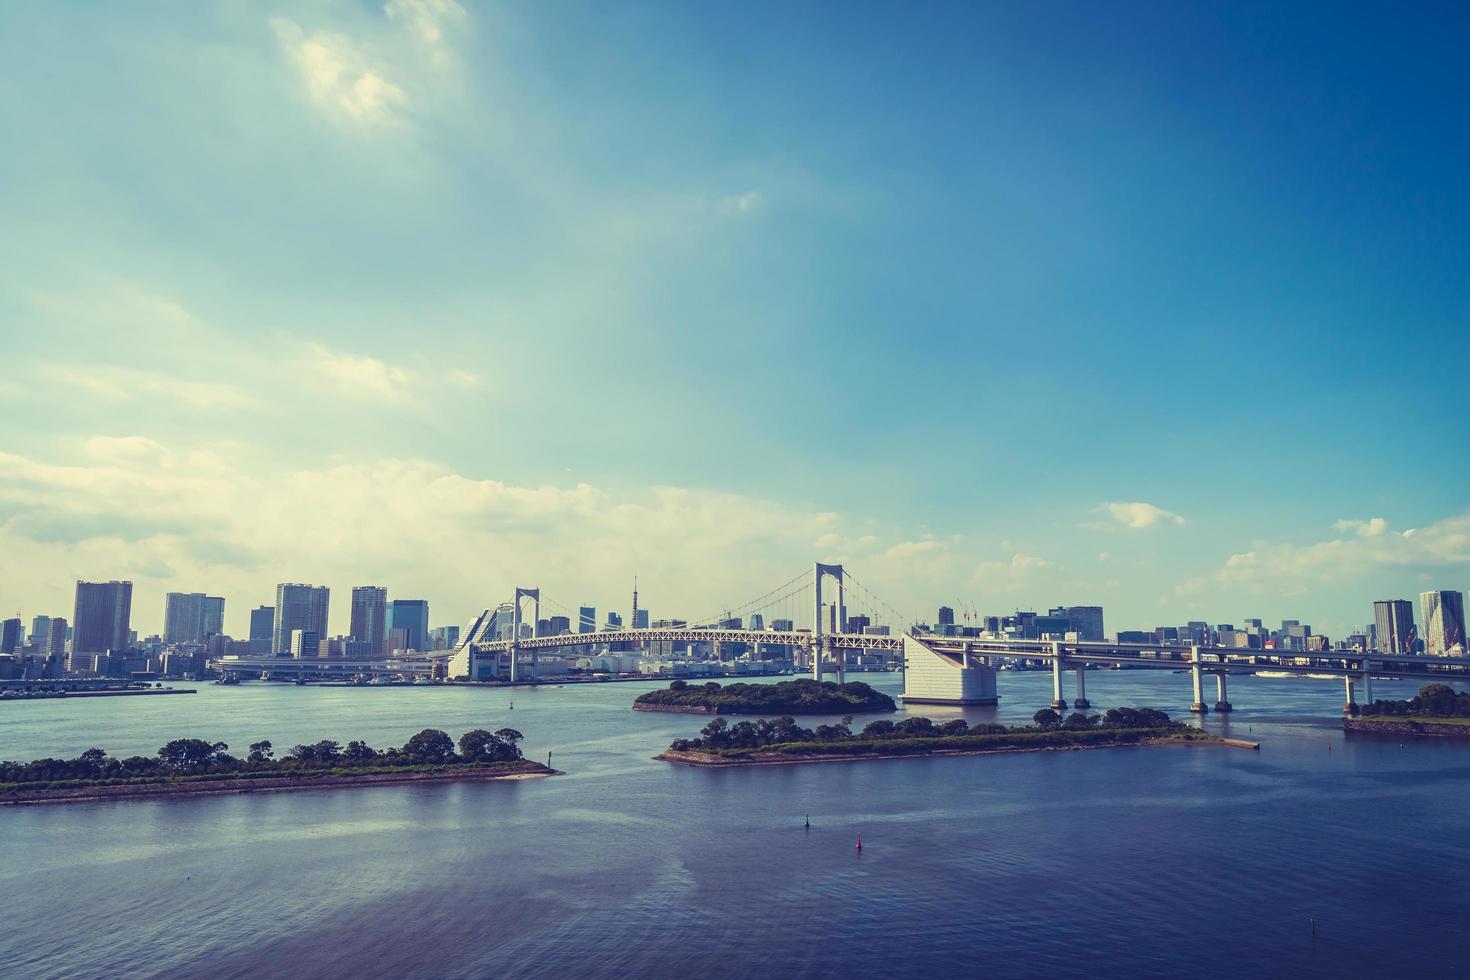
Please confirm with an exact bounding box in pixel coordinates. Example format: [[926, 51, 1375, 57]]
[[1, 0, 1467, 640]]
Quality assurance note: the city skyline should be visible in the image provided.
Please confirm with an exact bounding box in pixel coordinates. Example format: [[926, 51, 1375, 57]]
[[2, 2, 1468, 638]]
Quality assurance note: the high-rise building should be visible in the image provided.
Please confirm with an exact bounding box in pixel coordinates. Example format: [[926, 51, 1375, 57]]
[[578, 606, 596, 633], [203, 596, 225, 638], [30, 615, 51, 645], [750, 614, 765, 631], [387, 599, 429, 652], [1421, 591, 1467, 656], [548, 615, 571, 634], [350, 586, 389, 656], [290, 629, 320, 658], [164, 592, 207, 644], [47, 618, 69, 655], [1373, 599, 1416, 654], [1065, 606, 1106, 642], [606, 611, 623, 629], [632, 608, 650, 630], [249, 606, 275, 641], [1, 618, 20, 654], [937, 606, 955, 626], [72, 580, 133, 654], [274, 584, 329, 655]]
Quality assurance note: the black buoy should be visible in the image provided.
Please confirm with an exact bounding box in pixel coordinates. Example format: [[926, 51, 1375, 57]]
[[804, 814, 810, 829]]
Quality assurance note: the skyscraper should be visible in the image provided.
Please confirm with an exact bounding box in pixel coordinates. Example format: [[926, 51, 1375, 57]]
[[387, 599, 429, 652], [47, 618, 68, 655], [164, 592, 207, 644], [350, 586, 389, 656], [72, 580, 133, 654], [203, 596, 225, 638], [579, 606, 596, 633], [1421, 591, 1467, 656], [30, 615, 51, 645], [938, 606, 955, 626], [1373, 599, 1416, 654], [274, 584, 329, 655], [1, 618, 20, 654], [249, 606, 275, 642]]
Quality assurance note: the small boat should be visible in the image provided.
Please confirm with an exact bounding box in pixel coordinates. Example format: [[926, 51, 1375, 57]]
[[855, 834, 862, 851]]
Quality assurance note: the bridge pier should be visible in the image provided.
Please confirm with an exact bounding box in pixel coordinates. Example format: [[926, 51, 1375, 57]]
[[811, 643, 822, 682], [1049, 642, 1068, 710], [1190, 649, 1209, 713], [1361, 657, 1374, 707], [1073, 664, 1090, 710], [1214, 671, 1232, 712], [1344, 675, 1358, 714]]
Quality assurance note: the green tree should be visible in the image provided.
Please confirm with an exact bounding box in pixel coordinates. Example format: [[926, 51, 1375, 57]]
[[402, 729, 456, 762], [1032, 708, 1061, 729], [343, 740, 376, 762], [247, 740, 273, 763], [158, 739, 227, 771]]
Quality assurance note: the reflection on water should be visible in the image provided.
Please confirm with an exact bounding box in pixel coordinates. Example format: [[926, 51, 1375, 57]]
[[2, 672, 1464, 978]]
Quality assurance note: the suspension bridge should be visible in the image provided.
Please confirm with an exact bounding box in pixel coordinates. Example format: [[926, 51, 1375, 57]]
[[210, 561, 1470, 711]]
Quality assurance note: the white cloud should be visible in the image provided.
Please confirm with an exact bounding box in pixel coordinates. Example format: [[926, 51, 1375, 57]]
[[1097, 551, 1110, 562], [301, 342, 417, 401], [1094, 501, 1186, 530], [1214, 512, 1470, 587], [45, 366, 261, 412], [447, 368, 480, 387], [1333, 517, 1389, 537], [271, 18, 408, 123], [385, 0, 466, 47], [717, 190, 764, 215]]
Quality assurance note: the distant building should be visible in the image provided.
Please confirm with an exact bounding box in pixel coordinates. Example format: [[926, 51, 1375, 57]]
[[430, 625, 461, 650], [579, 606, 596, 633], [30, 615, 51, 645], [0, 619, 20, 654], [749, 614, 765, 631], [1421, 591, 1467, 656], [846, 614, 871, 633], [548, 615, 571, 635], [290, 629, 320, 658], [350, 586, 389, 656], [72, 580, 133, 654], [164, 592, 208, 645], [203, 597, 225, 638], [632, 609, 650, 630], [47, 618, 69, 655], [770, 618, 794, 631], [387, 599, 429, 652], [1064, 606, 1105, 642], [1373, 600, 1416, 654], [249, 606, 275, 642], [274, 584, 329, 655], [606, 612, 623, 629], [937, 606, 955, 626]]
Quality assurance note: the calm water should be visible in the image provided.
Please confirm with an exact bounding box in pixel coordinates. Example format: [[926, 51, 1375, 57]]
[[2, 671, 1465, 979]]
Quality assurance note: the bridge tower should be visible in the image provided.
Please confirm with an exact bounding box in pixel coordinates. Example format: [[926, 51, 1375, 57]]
[[812, 563, 846, 682], [510, 588, 540, 683]]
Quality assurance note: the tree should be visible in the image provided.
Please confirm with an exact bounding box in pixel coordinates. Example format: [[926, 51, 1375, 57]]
[[402, 729, 456, 762], [1061, 712, 1098, 731], [669, 679, 688, 691], [459, 729, 498, 760], [77, 748, 108, 774], [343, 740, 376, 763], [158, 739, 227, 771], [248, 740, 273, 763], [699, 717, 730, 749], [936, 719, 970, 737], [861, 720, 896, 739], [1032, 708, 1061, 729]]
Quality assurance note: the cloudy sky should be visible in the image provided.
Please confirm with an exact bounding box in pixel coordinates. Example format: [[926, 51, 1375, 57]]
[[1, 1, 1466, 639]]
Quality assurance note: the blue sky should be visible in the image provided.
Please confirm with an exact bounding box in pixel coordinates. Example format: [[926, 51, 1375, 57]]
[[1, 0, 1466, 638]]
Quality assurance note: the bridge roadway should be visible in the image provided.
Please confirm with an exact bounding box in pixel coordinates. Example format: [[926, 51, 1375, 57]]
[[437, 628, 1470, 680]]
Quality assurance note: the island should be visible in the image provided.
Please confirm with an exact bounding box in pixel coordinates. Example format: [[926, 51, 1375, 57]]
[[1, 727, 558, 806], [1345, 683, 1470, 738], [634, 677, 897, 715], [657, 706, 1255, 765]]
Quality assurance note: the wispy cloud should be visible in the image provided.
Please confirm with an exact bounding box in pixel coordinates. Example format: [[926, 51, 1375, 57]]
[[271, 18, 408, 124], [1090, 501, 1186, 530], [1215, 513, 1470, 588], [301, 342, 417, 401]]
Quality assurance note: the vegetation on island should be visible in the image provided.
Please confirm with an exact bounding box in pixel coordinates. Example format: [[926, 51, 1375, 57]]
[[664, 706, 1211, 760], [1359, 684, 1470, 721], [634, 678, 897, 714], [1, 728, 543, 800]]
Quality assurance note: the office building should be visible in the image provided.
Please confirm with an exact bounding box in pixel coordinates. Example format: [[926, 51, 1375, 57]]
[[164, 592, 208, 645], [1065, 606, 1106, 642], [632, 608, 650, 630], [350, 586, 389, 656], [290, 629, 320, 658], [249, 606, 275, 642], [579, 606, 596, 633], [1421, 590, 1467, 656], [0, 619, 20, 654], [203, 596, 224, 638], [938, 606, 955, 626], [274, 584, 329, 655], [72, 580, 133, 654], [548, 615, 571, 635], [1373, 599, 1416, 654], [387, 599, 429, 652], [30, 615, 51, 645], [606, 612, 623, 629], [47, 618, 68, 655]]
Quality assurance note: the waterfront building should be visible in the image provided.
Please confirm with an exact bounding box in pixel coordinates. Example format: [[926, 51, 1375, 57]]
[[350, 586, 389, 656], [47, 618, 68, 655], [290, 629, 320, 658], [387, 599, 429, 652], [578, 606, 596, 632], [1071, 607, 1106, 642], [203, 597, 224, 638], [0, 619, 20, 654], [164, 592, 208, 645], [1373, 599, 1416, 654], [72, 580, 133, 654], [29, 615, 50, 645], [273, 584, 329, 656], [250, 606, 274, 641], [430, 625, 461, 650], [1421, 590, 1468, 656]]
